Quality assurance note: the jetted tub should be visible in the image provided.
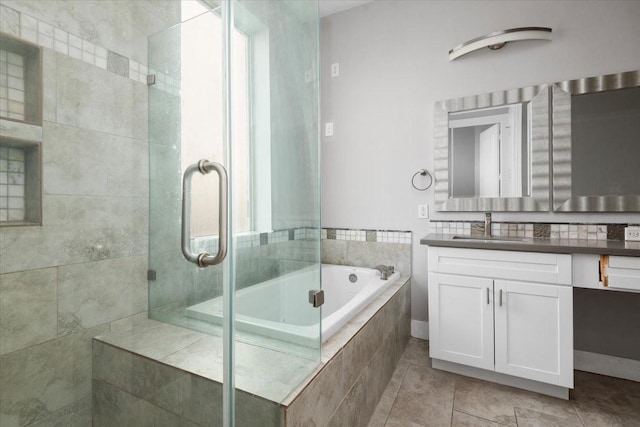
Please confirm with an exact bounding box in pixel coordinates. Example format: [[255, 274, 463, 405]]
[[186, 264, 400, 347]]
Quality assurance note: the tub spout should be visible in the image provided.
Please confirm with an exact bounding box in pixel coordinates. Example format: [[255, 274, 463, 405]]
[[374, 265, 394, 280]]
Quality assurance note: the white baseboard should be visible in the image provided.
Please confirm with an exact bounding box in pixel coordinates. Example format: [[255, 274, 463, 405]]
[[410, 320, 429, 340], [574, 350, 640, 382]]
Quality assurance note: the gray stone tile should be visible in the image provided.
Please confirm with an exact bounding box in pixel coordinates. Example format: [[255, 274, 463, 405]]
[[42, 48, 57, 122], [451, 410, 504, 426], [0, 267, 57, 355], [55, 52, 147, 140], [367, 394, 394, 427], [153, 406, 198, 427], [515, 407, 584, 427], [0, 119, 43, 142], [2, 1, 180, 64], [383, 360, 409, 399], [92, 379, 154, 427], [366, 230, 377, 242], [388, 363, 455, 427], [367, 331, 399, 417], [0, 324, 109, 427], [236, 390, 281, 427], [42, 194, 147, 230], [42, 121, 148, 197], [107, 137, 148, 197], [0, 5, 20, 36], [92, 341, 136, 392], [345, 240, 411, 277], [329, 368, 369, 427], [573, 402, 640, 427], [400, 337, 431, 369], [322, 238, 347, 264], [27, 397, 91, 427], [107, 50, 129, 77], [181, 374, 222, 426], [132, 357, 188, 417], [286, 350, 345, 426], [148, 250, 190, 310], [343, 310, 384, 389], [510, 387, 582, 423], [453, 377, 516, 426], [95, 319, 206, 361], [57, 256, 147, 336], [384, 417, 424, 427], [571, 370, 640, 418], [0, 220, 147, 274]]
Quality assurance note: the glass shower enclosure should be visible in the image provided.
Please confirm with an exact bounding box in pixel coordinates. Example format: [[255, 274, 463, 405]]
[[147, 0, 320, 424]]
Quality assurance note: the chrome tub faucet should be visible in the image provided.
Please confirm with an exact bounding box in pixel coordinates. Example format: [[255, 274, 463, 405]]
[[374, 265, 395, 280]]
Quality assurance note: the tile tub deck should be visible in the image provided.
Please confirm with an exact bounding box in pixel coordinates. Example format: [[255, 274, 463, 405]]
[[92, 277, 411, 426]]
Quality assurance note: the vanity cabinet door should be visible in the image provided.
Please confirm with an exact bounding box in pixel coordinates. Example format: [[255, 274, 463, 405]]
[[428, 273, 494, 370], [494, 280, 573, 387]]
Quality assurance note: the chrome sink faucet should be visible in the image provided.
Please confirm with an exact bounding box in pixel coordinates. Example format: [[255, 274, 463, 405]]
[[485, 212, 492, 237], [374, 265, 395, 280]]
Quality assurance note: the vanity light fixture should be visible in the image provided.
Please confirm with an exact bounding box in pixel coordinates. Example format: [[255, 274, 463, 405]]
[[449, 27, 552, 61]]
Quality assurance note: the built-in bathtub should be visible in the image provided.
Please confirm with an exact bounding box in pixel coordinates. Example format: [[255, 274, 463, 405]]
[[186, 264, 401, 346]]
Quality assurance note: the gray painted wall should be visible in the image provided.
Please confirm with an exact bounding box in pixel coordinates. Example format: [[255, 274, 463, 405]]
[[320, 0, 640, 330]]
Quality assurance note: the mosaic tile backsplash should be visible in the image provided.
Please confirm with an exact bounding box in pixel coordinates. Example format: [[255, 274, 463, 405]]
[[431, 220, 636, 241]]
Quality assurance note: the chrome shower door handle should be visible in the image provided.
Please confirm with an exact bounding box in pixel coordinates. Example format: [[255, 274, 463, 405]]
[[181, 159, 229, 267]]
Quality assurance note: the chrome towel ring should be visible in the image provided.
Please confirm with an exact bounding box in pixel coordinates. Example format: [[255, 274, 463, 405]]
[[412, 169, 433, 191]]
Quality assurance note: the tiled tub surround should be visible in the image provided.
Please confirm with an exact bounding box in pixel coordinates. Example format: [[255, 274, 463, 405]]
[[92, 277, 411, 426], [322, 228, 412, 277], [0, 2, 180, 427], [431, 220, 636, 241]]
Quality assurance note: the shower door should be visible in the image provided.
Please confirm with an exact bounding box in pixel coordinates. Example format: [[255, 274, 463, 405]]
[[148, 1, 320, 425]]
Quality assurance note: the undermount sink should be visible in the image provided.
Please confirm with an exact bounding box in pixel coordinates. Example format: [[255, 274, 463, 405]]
[[452, 235, 527, 243]]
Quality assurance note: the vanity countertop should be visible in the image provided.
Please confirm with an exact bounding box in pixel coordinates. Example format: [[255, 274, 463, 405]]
[[420, 233, 640, 257]]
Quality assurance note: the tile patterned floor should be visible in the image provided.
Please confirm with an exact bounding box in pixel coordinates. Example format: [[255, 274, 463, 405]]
[[368, 338, 640, 427]]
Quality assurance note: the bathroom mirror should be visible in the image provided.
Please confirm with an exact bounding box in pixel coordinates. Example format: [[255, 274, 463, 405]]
[[434, 84, 550, 211], [552, 70, 640, 212]]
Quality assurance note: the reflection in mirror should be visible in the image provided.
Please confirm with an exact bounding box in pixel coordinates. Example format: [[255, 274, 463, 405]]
[[449, 103, 530, 198], [434, 84, 550, 211], [572, 88, 640, 196], [552, 70, 640, 211]]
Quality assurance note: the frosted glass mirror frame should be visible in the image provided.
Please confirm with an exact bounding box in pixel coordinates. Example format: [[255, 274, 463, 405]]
[[552, 70, 640, 212], [434, 84, 551, 211]]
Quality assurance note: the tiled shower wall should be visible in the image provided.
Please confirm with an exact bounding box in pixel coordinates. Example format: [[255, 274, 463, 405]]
[[0, 2, 180, 426]]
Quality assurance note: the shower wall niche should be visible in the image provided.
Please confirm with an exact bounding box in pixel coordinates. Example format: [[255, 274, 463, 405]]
[[0, 33, 42, 225], [0, 33, 42, 123]]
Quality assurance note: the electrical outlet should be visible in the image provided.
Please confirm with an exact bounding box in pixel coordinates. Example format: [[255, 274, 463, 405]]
[[418, 204, 429, 219], [331, 62, 340, 77], [625, 226, 640, 241], [324, 122, 334, 137]]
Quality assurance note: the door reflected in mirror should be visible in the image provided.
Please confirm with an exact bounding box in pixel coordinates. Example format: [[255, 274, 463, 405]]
[[449, 103, 531, 199]]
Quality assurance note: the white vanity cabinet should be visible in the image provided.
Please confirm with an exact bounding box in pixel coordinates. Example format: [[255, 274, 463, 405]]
[[428, 247, 573, 389]]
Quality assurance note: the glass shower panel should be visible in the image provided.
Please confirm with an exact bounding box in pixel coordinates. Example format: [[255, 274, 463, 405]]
[[148, 5, 233, 425], [228, 0, 322, 362], [148, 0, 320, 424]]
